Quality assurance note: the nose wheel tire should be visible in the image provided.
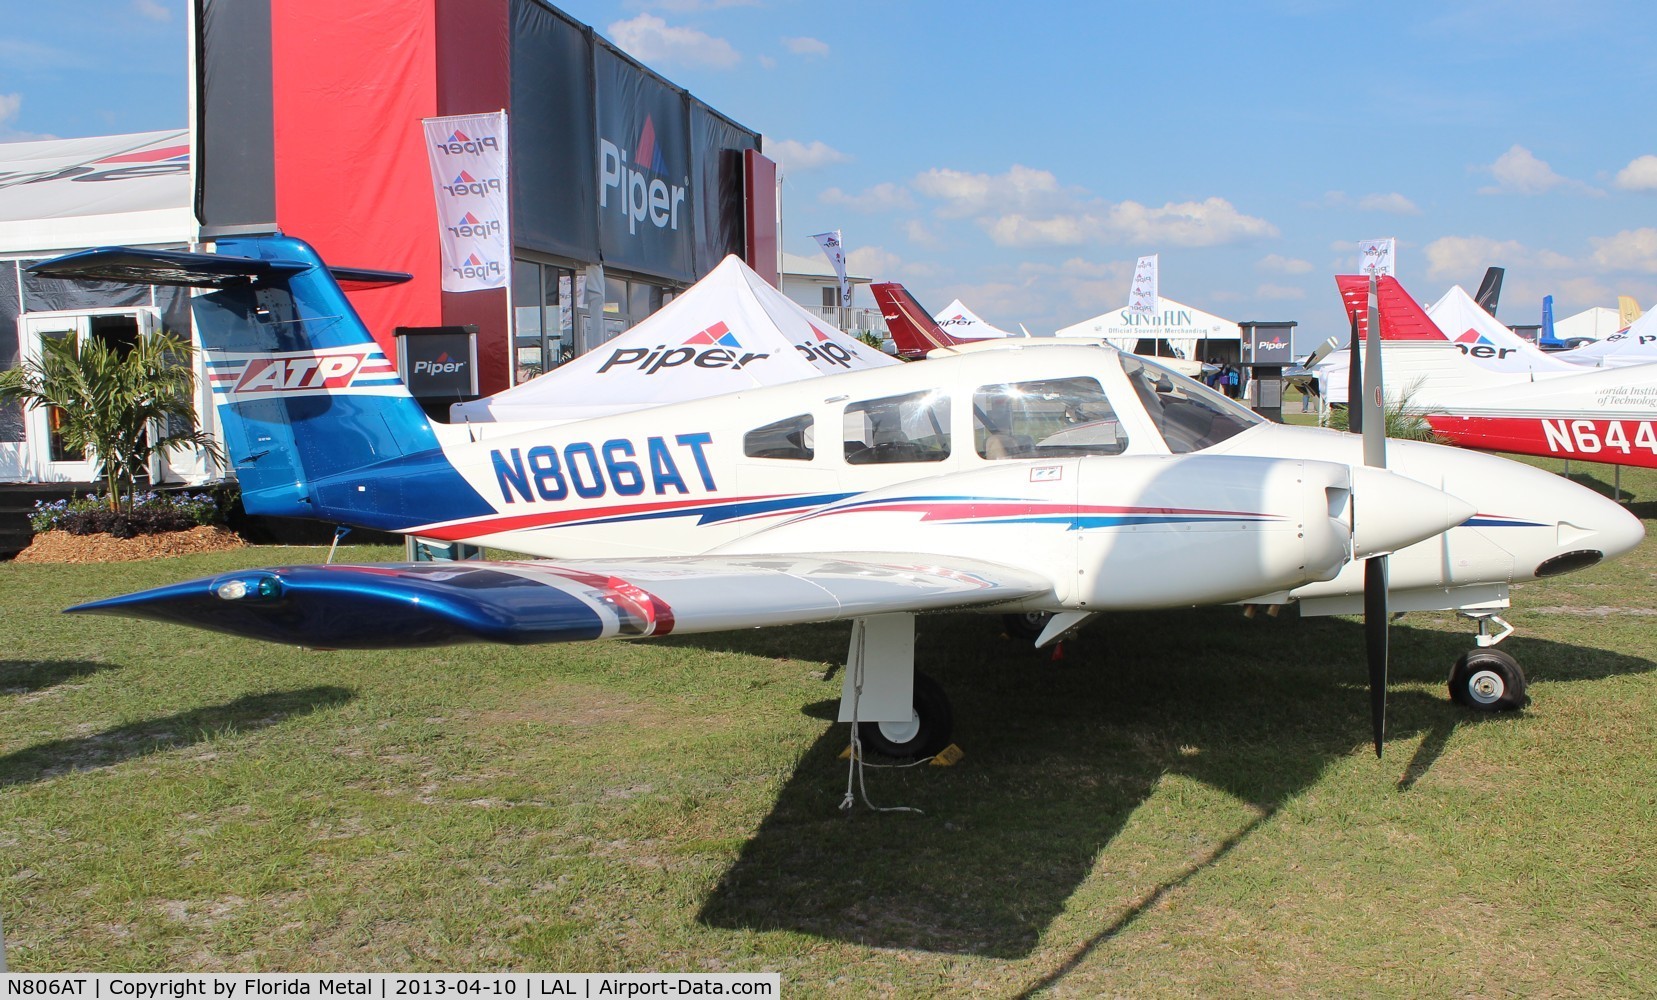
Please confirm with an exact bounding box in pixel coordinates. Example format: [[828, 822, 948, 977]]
[[1002, 611, 1053, 643], [1449, 649, 1528, 712], [856, 671, 954, 760]]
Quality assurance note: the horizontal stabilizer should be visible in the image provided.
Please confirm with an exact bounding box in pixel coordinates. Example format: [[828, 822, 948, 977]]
[[29, 246, 411, 289], [66, 553, 1051, 649]]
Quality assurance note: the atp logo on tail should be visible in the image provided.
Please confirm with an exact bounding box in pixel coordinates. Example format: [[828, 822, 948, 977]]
[[209, 348, 400, 399]]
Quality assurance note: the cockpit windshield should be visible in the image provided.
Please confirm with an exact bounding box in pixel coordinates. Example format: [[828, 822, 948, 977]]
[[1119, 354, 1263, 453]]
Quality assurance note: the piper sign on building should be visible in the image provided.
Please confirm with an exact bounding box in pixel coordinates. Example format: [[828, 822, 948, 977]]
[[423, 111, 511, 293]]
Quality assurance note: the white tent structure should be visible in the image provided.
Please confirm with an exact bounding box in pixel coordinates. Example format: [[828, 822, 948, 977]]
[[452, 255, 899, 423], [1557, 309, 1657, 368], [1553, 306, 1622, 343], [0, 131, 194, 254], [1425, 285, 1579, 374], [1053, 297, 1239, 361], [932, 299, 1017, 340]]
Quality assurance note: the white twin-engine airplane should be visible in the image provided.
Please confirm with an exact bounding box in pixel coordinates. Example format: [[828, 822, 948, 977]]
[[36, 239, 1644, 762]]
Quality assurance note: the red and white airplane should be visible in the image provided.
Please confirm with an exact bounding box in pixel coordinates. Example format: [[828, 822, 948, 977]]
[[30, 239, 1645, 763], [1337, 275, 1657, 470]]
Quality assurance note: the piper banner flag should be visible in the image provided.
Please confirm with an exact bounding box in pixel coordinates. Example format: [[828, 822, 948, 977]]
[[812, 230, 851, 308], [1127, 254, 1159, 317], [1358, 237, 1396, 277], [424, 111, 510, 292]]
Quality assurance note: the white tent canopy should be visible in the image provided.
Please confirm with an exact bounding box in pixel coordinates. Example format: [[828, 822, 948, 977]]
[[1053, 297, 1239, 361], [1553, 306, 1621, 343], [0, 131, 194, 253], [1558, 308, 1657, 368], [932, 299, 1017, 340], [452, 255, 899, 423], [1425, 284, 1580, 374]]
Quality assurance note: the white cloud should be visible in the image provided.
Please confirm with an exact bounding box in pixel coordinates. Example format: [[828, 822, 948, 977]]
[[820, 182, 913, 213], [1320, 190, 1421, 215], [1614, 155, 1657, 192], [757, 54, 777, 70], [1422, 235, 1575, 281], [1255, 283, 1307, 301], [1257, 253, 1313, 275], [1098, 197, 1278, 247], [846, 246, 903, 279], [982, 214, 1091, 247], [1356, 192, 1421, 215], [1590, 228, 1657, 273], [646, 0, 761, 10], [765, 138, 850, 172], [782, 36, 830, 57], [912, 164, 1069, 219], [1476, 144, 1599, 196], [606, 15, 740, 69], [0, 92, 52, 142], [912, 165, 1275, 249], [133, 0, 173, 22], [903, 219, 943, 249]]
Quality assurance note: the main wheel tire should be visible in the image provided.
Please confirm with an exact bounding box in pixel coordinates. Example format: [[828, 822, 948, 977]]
[[1002, 611, 1053, 643], [856, 671, 954, 760], [1449, 649, 1528, 712]]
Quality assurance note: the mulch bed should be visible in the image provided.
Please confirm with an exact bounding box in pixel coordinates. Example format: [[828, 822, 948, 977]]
[[15, 526, 247, 564]]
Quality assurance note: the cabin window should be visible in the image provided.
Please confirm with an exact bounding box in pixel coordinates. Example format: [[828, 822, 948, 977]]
[[1120, 354, 1261, 453], [744, 414, 815, 460], [973, 377, 1127, 459], [843, 390, 951, 464]]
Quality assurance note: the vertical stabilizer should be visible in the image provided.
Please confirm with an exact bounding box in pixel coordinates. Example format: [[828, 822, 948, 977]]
[[869, 282, 964, 358]]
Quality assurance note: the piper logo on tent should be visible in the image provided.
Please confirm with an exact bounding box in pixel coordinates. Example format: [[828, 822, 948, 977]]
[[448, 211, 502, 239], [1453, 328, 1518, 360], [444, 170, 503, 198], [451, 252, 502, 282], [793, 323, 855, 368], [599, 116, 687, 236], [433, 129, 500, 156], [596, 322, 771, 375], [940, 314, 973, 328]]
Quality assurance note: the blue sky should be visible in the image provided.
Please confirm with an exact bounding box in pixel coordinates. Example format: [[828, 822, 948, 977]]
[[6, 1, 1657, 347]]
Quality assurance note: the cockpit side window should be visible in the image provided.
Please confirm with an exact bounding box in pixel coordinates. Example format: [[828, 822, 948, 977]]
[[744, 413, 814, 460], [973, 377, 1127, 459], [1120, 354, 1262, 453], [843, 390, 951, 464]]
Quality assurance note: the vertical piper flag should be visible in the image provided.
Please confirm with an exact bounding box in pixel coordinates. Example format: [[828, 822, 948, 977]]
[[423, 111, 511, 292], [1127, 254, 1159, 317], [812, 230, 851, 308], [1358, 237, 1396, 277]]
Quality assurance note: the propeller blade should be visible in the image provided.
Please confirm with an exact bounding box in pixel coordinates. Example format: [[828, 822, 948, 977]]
[[1346, 310, 1362, 434], [1362, 275, 1387, 468], [1364, 555, 1389, 757]]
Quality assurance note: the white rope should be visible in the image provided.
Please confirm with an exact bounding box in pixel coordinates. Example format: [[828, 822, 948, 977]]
[[839, 620, 924, 816]]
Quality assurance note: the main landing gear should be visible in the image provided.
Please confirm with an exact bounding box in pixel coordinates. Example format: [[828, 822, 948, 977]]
[[841, 614, 955, 761], [1450, 612, 1529, 712]]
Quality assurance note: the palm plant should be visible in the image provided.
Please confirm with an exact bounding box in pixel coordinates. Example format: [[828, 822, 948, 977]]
[[0, 331, 223, 512], [1325, 379, 1441, 442]]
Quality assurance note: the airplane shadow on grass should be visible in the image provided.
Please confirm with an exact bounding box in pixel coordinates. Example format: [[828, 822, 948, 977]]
[[685, 607, 1655, 959], [0, 683, 356, 789]]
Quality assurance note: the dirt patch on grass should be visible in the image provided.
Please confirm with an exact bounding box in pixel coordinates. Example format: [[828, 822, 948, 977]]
[[15, 526, 246, 564]]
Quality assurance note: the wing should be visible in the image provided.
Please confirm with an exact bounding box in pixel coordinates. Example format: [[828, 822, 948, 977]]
[[65, 552, 1052, 649]]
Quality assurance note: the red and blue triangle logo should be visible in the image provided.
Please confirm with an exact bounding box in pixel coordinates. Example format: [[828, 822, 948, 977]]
[[684, 321, 740, 348]]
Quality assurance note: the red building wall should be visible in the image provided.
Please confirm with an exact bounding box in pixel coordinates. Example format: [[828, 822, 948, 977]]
[[268, 0, 513, 396]]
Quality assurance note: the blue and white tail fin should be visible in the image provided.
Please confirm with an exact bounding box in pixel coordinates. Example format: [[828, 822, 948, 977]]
[[30, 235, 494, 532]]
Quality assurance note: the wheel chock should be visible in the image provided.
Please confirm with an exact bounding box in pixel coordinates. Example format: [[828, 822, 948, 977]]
[[929, 744, 965, 767]]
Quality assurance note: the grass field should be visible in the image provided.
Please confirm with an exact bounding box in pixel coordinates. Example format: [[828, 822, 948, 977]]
[[3, 444, 1655, 994]]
